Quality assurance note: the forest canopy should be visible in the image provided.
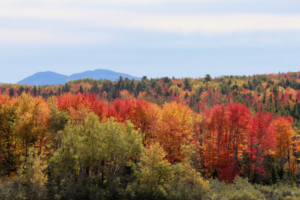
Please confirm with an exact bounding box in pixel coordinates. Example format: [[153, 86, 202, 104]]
[[1, 72, 300, 199]]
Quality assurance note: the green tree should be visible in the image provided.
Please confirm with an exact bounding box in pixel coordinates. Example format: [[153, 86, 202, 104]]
[[33, 86, 37, 97], [132, 143, 174, 199], [17, 147, 48, 200], [47, 97, 70, 150], [184, 78, 191, 91], [50, 114, 143, 199], [205, 74, 212, 82], [168, 163, 210, 200]]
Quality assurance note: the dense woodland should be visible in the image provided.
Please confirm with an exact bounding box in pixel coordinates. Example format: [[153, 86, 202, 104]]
[[1, 72, 300, 199]]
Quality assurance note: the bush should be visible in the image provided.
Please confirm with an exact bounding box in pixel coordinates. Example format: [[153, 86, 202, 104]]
[[258, 184, 300, 200], [208, 176, 264, 200]]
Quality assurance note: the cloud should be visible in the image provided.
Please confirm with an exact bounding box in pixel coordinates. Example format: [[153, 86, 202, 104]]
[[1, 6, 300, 34], [0, 28, 114, 45], [129, 14, 300, 34], [0, 29, 64, 43], [1, 1, 300, 45]]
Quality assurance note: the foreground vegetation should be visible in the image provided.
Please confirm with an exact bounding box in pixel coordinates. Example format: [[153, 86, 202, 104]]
[[1, 72, 300, 199]]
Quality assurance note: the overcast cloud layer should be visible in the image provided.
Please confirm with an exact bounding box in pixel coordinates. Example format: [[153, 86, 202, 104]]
[[0, 0, 300, 83]]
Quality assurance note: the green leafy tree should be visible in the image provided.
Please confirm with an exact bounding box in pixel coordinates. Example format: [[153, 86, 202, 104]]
[[50, 114, 143, 198], [168, 163, 210, 200], [132, 142, 174, 199], [17, 147, 48, 200]]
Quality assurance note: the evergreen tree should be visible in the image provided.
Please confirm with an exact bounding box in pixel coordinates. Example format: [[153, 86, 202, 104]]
[[33, 86, 37, 97], [184, 78, 191, 91], [9, 88, 14, 98], [205, 74, 212, 82]]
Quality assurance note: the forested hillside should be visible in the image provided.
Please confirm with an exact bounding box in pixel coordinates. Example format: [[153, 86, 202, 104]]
[[3, 71, 300, 128], [1, 72, 300, 199]]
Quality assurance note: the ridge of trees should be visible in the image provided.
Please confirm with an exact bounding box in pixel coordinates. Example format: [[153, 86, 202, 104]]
[[2, 72, 300, 129]]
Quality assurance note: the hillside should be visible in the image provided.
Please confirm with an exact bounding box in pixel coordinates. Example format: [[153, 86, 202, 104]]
[[3, 71, 300, 128]]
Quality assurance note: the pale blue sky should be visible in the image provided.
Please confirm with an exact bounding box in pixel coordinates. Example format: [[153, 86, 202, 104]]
[[0, 0, 300, 83]]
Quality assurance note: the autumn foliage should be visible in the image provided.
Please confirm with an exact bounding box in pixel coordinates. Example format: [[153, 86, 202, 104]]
[[0, 89, 300, 186]]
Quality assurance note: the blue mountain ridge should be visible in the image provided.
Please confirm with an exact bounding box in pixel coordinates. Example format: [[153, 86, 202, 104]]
[[17, 69, 141, 86]]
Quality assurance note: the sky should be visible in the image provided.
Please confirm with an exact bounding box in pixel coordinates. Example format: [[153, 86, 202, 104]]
[[0, 0, 300, 83]]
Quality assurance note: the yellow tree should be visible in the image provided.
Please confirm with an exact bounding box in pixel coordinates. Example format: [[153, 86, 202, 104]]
[[14, 93, 50, 156], [157, 102, 193, 163], [32, 97, 50, 154], [14, 93, 36, 156], [0, 94, 19, 175], [189, 111, 209, 172], [273, 116, 299, 173]]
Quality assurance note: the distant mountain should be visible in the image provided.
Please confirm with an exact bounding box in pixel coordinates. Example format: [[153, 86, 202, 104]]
[[69, 69, 140, 82], [17, 69, 141, 86], [18, 71, 70, 86]]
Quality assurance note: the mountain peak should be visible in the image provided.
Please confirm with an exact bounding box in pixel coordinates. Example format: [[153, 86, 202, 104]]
[[17, 69, 141, 86]]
